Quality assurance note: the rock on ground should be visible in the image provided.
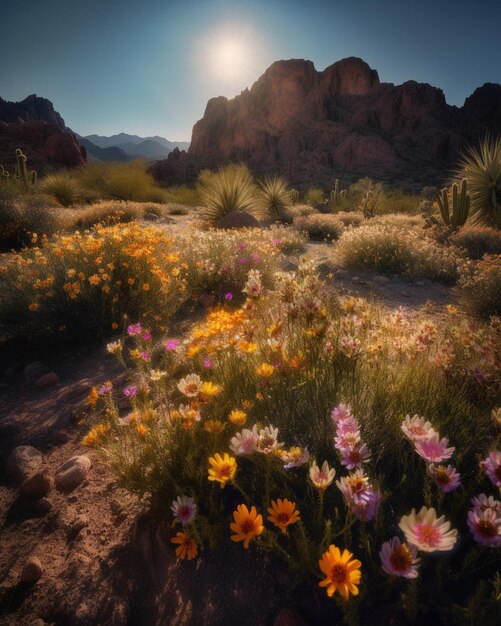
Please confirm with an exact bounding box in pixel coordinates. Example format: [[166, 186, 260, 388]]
[[55, 455, 91, 493], [6, 446, 43, 483]]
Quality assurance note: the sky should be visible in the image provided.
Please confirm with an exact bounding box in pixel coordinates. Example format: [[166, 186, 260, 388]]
[[1, 0, 499, 141]]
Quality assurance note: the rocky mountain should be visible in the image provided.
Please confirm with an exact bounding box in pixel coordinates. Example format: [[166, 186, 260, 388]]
[[84, 133, 190, 160], [0, 95, 86, 171], [152, 57, 501, 189], [77, 137, 130, 163]]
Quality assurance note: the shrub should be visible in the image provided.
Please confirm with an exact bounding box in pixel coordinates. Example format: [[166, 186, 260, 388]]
[[450, 226, 501, 259], [303, 187, 325, 205], [293, 214, 345, 241], [459, 254, 501, 317], [198, 165, 258, 224], [163, 185, 200, 206], [255, 176, 292, 222], [459, 135, 501, 228], [166, 204, 189, 216], [287, 204, 317, 218], [332, 211, 364, 227], [62, 201, 147, 230], [39, 172, 82, 206], [334, 223, 463, 282], [372, 213, 423, 229]]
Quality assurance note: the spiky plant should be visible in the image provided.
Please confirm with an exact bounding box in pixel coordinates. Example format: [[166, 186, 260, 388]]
[[199, 165, 257, 224], [256, 175, 292, 222], [459, 135, 501, 228], [40, 172, 82, 207]]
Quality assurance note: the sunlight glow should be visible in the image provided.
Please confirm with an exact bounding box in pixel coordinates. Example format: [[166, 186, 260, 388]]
[[212, 39, 247, 81]]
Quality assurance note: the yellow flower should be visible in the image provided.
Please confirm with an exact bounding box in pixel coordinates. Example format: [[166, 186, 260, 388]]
[[230, 504, 264, 548], [204, 419, 225, 434], [200, 381, 223, 398], [142, 283, 150, 291], [28, 302, 39, 312], [208, 453, 237, 488], [88, 274, 101, 285], [229, 409, 247, 426], [319, 545, 362, 599], [256, 363, 275, 378], [446, 305, 458, 315], [136, 423, 149, 436], [87, 386, 99, 407], [267, 499, 300, 534], [171, 532, 198, 560], [238, 340, 258, 353]]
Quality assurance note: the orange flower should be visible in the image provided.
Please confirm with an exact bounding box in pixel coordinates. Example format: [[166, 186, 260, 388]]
[[267, 499, 300, 533], [229, 410, 247, 426], [230, 504, 264, 548], [319, 545, 362, 599], [170, 532, 198, 560]]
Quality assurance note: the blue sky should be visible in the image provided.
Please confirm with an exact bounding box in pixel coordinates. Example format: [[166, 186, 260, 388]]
[[1, 0, 499, 140]]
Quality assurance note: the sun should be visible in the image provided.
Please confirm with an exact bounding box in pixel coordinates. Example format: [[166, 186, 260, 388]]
[[211, 39, 247, 82]]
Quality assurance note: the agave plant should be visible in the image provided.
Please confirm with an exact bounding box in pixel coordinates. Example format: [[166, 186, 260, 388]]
[[460, 135, 501, 228], [256, 175, 292, 222], [199, 165, 257, 224]]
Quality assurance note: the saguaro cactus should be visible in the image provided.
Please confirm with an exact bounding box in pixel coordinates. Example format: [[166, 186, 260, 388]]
[[14, 149, 37, 189], [436, 179, 470, 230], [329, 179, 346, 209]]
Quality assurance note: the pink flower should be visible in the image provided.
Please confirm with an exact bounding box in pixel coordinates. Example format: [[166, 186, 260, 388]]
[[334, 430, 361, 451], [401, 414, 437, 441], [331, 403, 353, 423], [171, 495, 197, 526], [351, 487, 381, 521], [123, 385, 137, 398], [399, 506, 457, 552], [165, 338, 181, 351], [414, 433, 455, 463], [336, 470, 370, 505], [340, 444, 371, 470], [470, 494, 501, 515], [142, 331, 152, 341], [224, 292, 233, 300], [379, 537, 420, 579], [467, 507, 501, 546], [230, 426, 259, 455], [98, 381, 113, 395], [127, 322, 142, 336], [428, 464, 461, 493], [203, 358, 213, 368], [335, 416, 360, 436], [480, 450, 501, 488], [141, 351, 150, 360]]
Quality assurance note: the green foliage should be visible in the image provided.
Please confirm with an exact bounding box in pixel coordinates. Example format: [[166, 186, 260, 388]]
[[1, 149, 38, 190], [303, 187, 325, 205], [163, 185, 200, 206], [256, 175, 292, 222], [40, 172, 82, 206], [329, 179, 347, 210], [430, 179, 471, 230], [198, 164, 258, 224], [460, 135, 501, 228], [293, 214, 345, 241]]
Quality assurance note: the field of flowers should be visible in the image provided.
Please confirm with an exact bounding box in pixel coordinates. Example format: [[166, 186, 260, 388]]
[[81, 259, 500, 624]]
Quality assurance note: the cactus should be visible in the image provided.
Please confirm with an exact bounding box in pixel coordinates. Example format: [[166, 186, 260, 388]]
[[435, 179, 470, 230], [359, 190, 377, 219], [329, 179, 347, 209], [290, 189, 300, 204], [0, 164, 10, 178]]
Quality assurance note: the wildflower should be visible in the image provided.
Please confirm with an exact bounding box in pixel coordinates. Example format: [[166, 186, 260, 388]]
[[470, 494, 501, 515], [141, 352, 150, 361], [336, 470, 370, 504], [98, 381, 113, 395], [401, 414, 437, 441], [256, 363, 275, 378], [150, 369, 167, 381], [230, 426, 259, 455], [379, 537, 420, 579], [165, 338, 181, 351], [203, 358, 212, 368], [200, 381, 223, 398], [230, 504, 264, 548], [340, 444, 371, 470], [283, 447, 310, 469], [331, 404, 353, 423], [177, 374, 202, 397], [309, 460, 336, 490], [267, 499, 300, 533], [142, 283, 150, 291], [224, 292, 233, 300], [414, 433, 455, 463], [143, 331, 152, 341], [242, 269, 262, 298], [446, 305, 458, 315], [28, 303, 39, 312], [467, 507, 501, 547], [257, 425, 283, 454], [87, 386, 99, 407], [480, 450, 501, 488], [318, 545, 362, 599], [123, 385, 137, 398], [399, 506, 457, 552], [170, 531, 198, 560], [229, 409, 247, 426], [204, 419, 225, 434], [238, 340, 258, 353], [106, 340, 122, 355], [208, 453, 237, 488], [127, 322, 142, 336], [428, 464, 461, 493], [171, 495, 197, 526], [136, 423, 149, 436], [351, 488, 381, 522]]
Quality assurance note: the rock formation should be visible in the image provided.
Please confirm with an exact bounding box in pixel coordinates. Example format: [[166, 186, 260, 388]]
[[152, 57, 501, 189]]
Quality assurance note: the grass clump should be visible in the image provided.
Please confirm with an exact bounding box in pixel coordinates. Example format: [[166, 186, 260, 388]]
[[256, 175, 292, 222], [198, 165, 257, 224], [303, 187, 325, 205], [334, 223, 463, 282], [450, 226, 501, 259], [39, 172, 82, 206], [163, 185, 200, 206], [293, 214, 345, 241], [459, 254, 501, 317]]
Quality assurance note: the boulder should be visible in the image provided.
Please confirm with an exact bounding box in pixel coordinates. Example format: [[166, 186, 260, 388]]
[[55, 455, 91, 492], [21, 471, 52, 499], [24, 361, 50, 384], [20, 556, 43, 584], [216, 211, 260, 229], [6, 446, 43, 483], [35, 372, 60, 388]]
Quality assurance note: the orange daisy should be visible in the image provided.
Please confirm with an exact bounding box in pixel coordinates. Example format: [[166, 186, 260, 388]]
[[267, 499, 300, 533], [319, 545, 362, 599], [230, 504, 264, 548]]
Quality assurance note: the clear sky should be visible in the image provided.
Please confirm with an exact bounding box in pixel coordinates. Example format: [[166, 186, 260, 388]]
[[1, 0, 499, 141]]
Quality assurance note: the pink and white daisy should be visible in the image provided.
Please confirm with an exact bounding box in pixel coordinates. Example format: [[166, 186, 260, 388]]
[[428, 464, 461, 493], [335, 416, 360, 436], [399, 506, 457, 552], [480, 450, 501, 488], [401, 414, 437, 441], [340, 444, 372, 470], [229, 425, 259, 456], [283, 447, 310, 470], [467, 507, 501, 547], [334, 431, 361, 451], [470, 494, 501, 515], [414, 433, 455, 463], [330, 403, 353, 423], [309, 460, 336, 490], [177, 374, 202, 397], [257, 425, 283, 454], [171, 495, 197, 526], [379, 537, 420, 579], [351, 487, 381, 522]]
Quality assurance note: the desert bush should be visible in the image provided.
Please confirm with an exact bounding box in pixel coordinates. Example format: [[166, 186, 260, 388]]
[[293, 214, 345, 241], [163, 185, 200, 206], [287, 204, 317, 218], [459, 135, 501, 228], [255, 176, 292, 222], [378, 189, 421, 215], [166, 204, 189, 216], [334, 223, 463, 282], [303, 187, 325, 205], [39, 172, 82, 206], [450, 226, 501, 260], [62, 201, 147, 230], [331, 210, 364, 227], [85, 263, 500, 623], [0, 189, 60, 251], [372, 213, 423, 229], [76, 161, 166, 202], [459, 254, 501, 317], [198, 165, 257, 224]]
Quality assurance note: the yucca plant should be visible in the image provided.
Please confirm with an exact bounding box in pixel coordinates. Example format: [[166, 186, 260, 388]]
[[256, 175, 292, 222], [199, 165, 257, 224], [40, 172, 82, 207], [459, 135, 501, 228]]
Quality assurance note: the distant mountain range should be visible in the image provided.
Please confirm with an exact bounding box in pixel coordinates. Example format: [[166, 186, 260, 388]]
[[82, 133, 190, 162]]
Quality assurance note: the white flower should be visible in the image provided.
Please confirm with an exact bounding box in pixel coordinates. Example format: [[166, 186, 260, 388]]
[[171, 495, 197, 525], [309, 460, 336, 490], [177, 374, 202, 397], [150, 369, 167, 381], [106, 340, 122, 354], [230, 426, 259, 455], [243, 269, 262, 298], [257, 425, 283, 454], [401, 414, 437, 441], [399, 506, 457, 552]]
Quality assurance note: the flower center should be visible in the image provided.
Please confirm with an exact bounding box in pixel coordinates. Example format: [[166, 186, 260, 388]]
[[389, 545, 413, 571], [477, 520, 497, 538], [219, 464, 232, 478], [434, 467, 451, 484], [240, 520, 254, 535], [416, 523, 441, 547], [277, 513, 290, 525], [178, 506, 191, 520], [330, 563, 348, 584], [409, 425, 427, 437], [185, 383, 199, 394]]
